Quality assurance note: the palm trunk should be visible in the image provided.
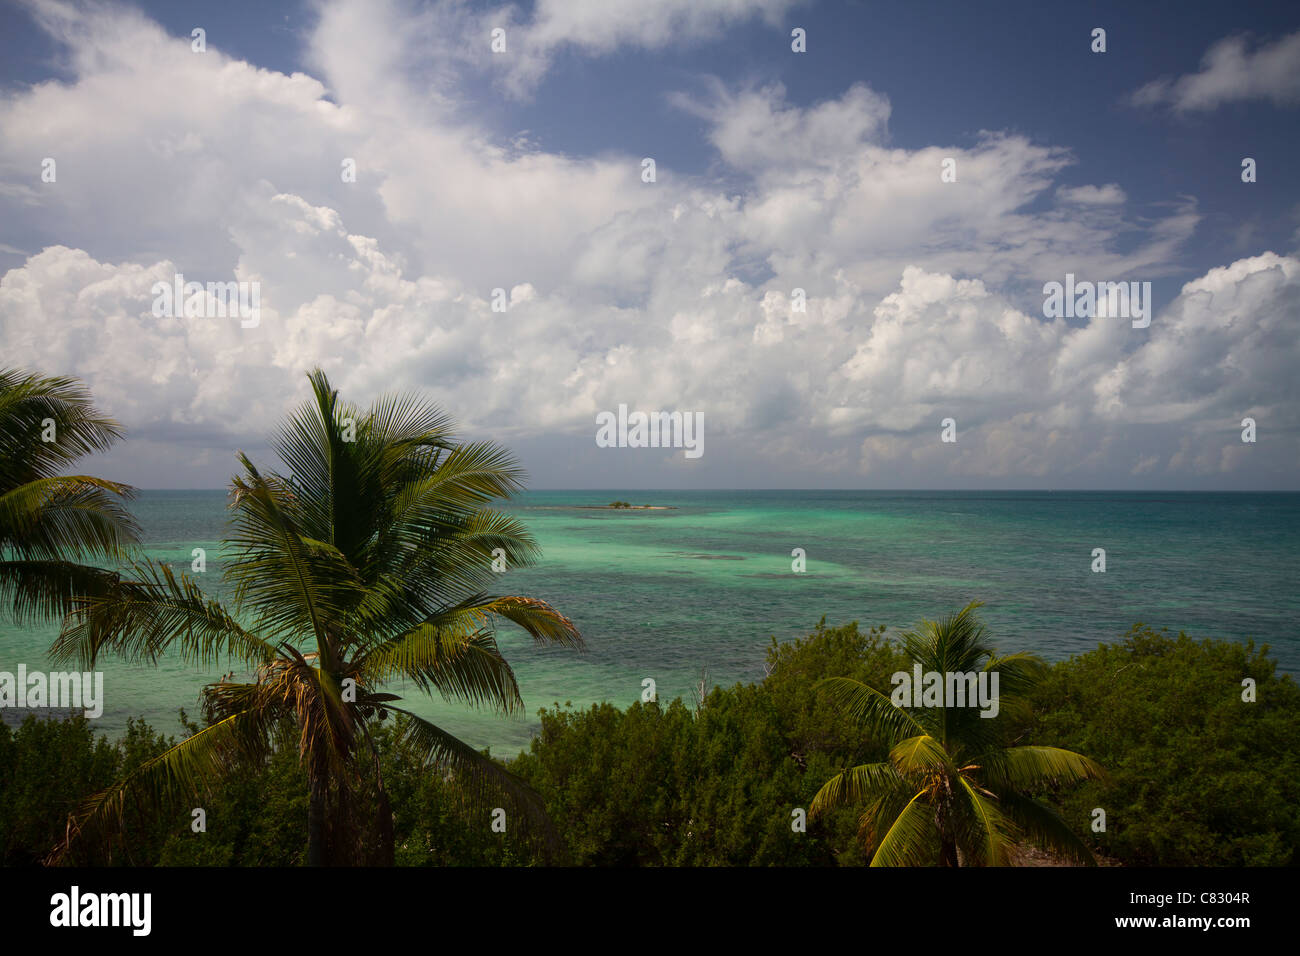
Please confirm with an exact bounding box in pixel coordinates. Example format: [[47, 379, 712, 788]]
[[936, 775, 960, 866], [375, 789, 395, 866], [308, 768, 327, 866], [940, 837, 959, 867]]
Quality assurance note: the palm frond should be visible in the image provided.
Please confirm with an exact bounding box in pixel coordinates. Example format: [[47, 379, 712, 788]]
[[389, 708, 562, 858], [46, 708, 272, 865], [869, 790, 939, 867], [982, 745, 1107, 791], [226, 458, 359, 654], [889, 733, 951, 777], [50, 558, 276, 670], [816, 676, 924, 744], [0, 369, 127, 487], [998, 791, 1099, 865], [809, 761, 904, 818], [355, 620, 524, 711], [0, 559, 126, 626], [955, 774, 1018, 866], [0, 475, 137, 554]]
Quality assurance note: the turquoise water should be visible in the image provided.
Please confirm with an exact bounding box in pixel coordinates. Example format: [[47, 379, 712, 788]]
[[3, 490, 1298, 754]]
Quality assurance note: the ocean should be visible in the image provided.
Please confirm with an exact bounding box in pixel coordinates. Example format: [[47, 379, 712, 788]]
[[3, 489, 1297, 755]]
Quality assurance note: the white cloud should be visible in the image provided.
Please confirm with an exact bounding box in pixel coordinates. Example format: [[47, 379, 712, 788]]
[[671, 81, 892, 178], [1, 0, 1294, 490], [1131, 30, 1300, 113], [300, 0, 806, 101], [494, 0, 805, 95], [1057, 184, 1126, 206]]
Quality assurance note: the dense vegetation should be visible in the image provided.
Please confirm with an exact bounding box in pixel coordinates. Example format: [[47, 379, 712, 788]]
[[4, 619, 1295, 867], [1027, 625, 1300, 866]]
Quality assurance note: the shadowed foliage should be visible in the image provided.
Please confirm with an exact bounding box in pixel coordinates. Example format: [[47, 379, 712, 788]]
[[0, 368, 138, 626], [1029, 625, 1300, 866], [6, 616, 1296, 866]]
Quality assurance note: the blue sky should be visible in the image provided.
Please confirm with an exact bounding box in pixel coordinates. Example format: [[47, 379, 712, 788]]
[[1, 0, 1298, 489]]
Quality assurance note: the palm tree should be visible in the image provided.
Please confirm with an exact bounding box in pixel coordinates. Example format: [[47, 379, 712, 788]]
[[810, 602, 1104, 866], [0, 368, 138, 625], [48, 369, 582, 865]]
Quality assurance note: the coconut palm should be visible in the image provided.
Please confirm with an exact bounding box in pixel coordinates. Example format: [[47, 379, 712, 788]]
[[48, 369, 582, 865], [0, 368, 138, 625], [810, 601, 1104, 866]]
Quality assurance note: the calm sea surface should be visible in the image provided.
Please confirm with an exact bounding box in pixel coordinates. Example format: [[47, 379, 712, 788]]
[[3, 490, 1297, 754]]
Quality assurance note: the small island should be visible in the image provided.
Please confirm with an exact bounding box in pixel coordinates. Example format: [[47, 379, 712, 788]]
[[602, 501, 675, 510]]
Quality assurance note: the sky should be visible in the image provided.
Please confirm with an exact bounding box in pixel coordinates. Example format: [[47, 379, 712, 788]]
[[1, 0, 1298, 490]]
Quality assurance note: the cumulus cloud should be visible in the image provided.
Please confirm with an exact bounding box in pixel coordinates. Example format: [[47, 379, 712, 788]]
[[1, 0, 1295, 490], [1131, 30, 1300, 113], [837, 254, 1300, 481], [671, 80, 892, 178], [300, 0, 806, 101], [493, 0, 804, 95]]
